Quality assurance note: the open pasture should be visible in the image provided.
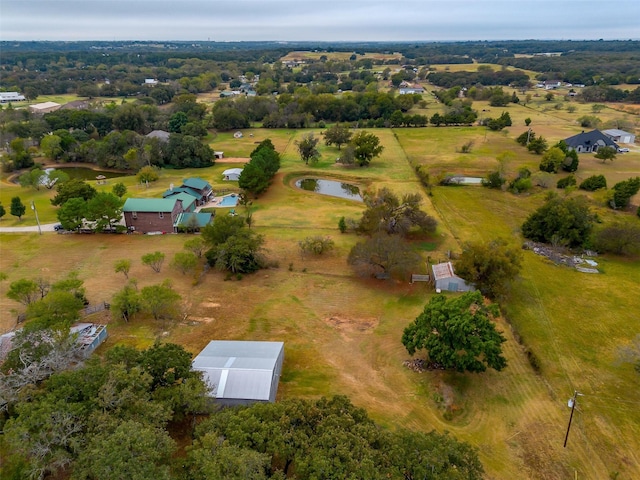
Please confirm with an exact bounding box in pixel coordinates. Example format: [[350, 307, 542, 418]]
[[2, 115, 640, 478]]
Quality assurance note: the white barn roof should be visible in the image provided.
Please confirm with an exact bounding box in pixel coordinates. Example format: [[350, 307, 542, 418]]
[[432, 261, 456, 281], [222, 168, 243, 175], [192, 340, 284, 403], [30, 101, 61, 111]]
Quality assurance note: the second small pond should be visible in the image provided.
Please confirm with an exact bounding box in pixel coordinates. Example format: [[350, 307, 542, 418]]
[[294, 178, 363, 202]]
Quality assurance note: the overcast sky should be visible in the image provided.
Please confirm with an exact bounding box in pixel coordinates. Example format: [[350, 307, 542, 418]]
[[2, 0, 639, 42]]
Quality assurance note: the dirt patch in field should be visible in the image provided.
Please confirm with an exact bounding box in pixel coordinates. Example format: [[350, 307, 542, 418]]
[[324, 315, 378, 333], [201, 302, 221, 308], [218, 157, 249, 164], [518, 422, 571, 479], [188, 300, 221, 323]]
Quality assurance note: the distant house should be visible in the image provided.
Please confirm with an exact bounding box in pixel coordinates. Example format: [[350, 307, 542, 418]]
[[0, 92, 26, 103], [146, 130, 170, 142], [192, 340, 285, 405], [233, 131, 244, 138], [122, 197, 191, 233], [564, 129, 619, 153], [222, 168, 243, 181], [602, 129, 635, 145], [144, 78, 159, 86], [431, 262, 475, 292], [399, 86, 425, 95], [543, 80, 562, 90], [29, 101, 61, 114]]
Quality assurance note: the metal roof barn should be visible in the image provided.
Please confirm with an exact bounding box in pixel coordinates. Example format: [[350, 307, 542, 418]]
[[192, 340, 284, 405]]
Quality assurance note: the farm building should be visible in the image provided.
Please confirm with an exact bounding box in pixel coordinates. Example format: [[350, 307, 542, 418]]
[[0, 323, 107, 362], [222, 168, 243, 181], [563, 129, 618, 153], [214, 151, 224, 159], [602, 129, 635, 145], [431, 262, 475, 292], [146, 130, 170, 142], [71, 323, 108, 357], [399, 86, 425, 94], [29, 101, 61, 114], [0, 92, 26, 103], [192, 340, 285, 406]]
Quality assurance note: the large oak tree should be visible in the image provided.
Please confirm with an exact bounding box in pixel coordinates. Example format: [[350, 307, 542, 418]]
[[402, 292, 507, 373]]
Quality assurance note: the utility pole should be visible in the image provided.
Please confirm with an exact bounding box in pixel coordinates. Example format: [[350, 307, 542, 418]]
[[31, 201, 42, 235], [564, 390, 581, 447]]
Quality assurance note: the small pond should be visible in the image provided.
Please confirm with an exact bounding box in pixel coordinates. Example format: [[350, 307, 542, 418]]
[[46, 167, 129, 181], [295, 178, 363, 202]]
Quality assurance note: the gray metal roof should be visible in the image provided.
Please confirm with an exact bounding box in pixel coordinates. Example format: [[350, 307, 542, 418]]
[[192, 341, 284, 401], [602, 129, 632, 137]]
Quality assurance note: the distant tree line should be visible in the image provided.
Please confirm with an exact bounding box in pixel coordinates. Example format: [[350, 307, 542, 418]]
[[498, 50, 640, 86], [0, 94, 213, 172], [212, 90, 424, 129], [428, 68, 531, 88]]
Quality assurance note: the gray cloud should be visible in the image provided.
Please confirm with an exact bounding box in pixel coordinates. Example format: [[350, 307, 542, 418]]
[[2, 0, 639, 41]]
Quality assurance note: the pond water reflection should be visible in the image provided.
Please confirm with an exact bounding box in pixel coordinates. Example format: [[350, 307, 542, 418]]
[[295, 178, 363, 202], [46, 167, 128, 181]]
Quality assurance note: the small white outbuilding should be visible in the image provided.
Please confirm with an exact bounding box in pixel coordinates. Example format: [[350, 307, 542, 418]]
[[431, 262, 475, 292], [222, 168, 243, 181], [192, 340, 284, 405]]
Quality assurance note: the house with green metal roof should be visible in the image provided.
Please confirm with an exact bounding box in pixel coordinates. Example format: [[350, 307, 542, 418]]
[[122, 197, 189, 233], [181, 177, 213, 204], [163, 186, 203, 203]]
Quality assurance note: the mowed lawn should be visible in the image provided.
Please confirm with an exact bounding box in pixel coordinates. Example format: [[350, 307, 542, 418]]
[[1, 125, 640, 479], [431, 186, 640, 478]]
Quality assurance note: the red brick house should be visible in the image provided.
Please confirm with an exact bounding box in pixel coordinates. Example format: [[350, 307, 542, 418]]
[[122, 197, 193, 233]]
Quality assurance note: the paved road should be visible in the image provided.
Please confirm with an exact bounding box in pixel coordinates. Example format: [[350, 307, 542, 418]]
[[0, 223, 58, 233]]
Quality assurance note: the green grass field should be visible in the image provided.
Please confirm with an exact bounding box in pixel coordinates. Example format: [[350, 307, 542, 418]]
[[1, 101, 640, 479]]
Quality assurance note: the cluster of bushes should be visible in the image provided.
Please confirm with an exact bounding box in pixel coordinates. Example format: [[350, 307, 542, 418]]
[[516, 129, 548, 154], [522, 193, 640, 256], [483, 111, 512, 131]]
